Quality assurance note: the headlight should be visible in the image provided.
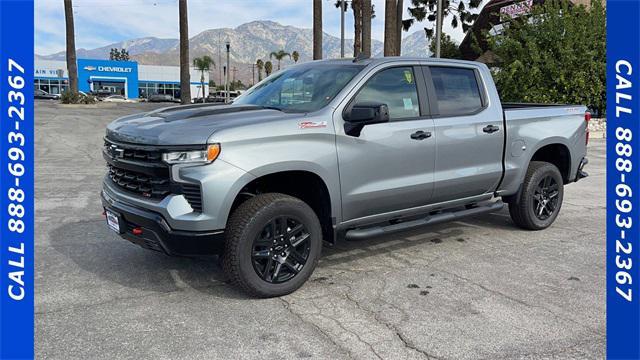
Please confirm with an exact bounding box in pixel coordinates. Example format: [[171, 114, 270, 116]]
[[162, 144, 220, 164]]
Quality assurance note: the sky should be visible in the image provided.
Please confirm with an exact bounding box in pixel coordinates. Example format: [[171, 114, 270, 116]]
[[35, 0, 475, 56]]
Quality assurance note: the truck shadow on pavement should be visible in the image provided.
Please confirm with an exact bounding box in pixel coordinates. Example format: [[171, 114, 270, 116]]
[[48, 211, 512, 300]]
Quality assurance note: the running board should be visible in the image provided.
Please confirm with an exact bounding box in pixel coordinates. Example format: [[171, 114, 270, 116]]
[[345, 201, 505, 241]]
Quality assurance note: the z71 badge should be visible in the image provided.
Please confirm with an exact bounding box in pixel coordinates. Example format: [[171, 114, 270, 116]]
[[298, 121, 327, 129]]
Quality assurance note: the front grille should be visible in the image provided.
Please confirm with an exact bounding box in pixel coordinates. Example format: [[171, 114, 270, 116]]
[[104, 138, 204, 212], [108, 164, 170, 198], [104, 139, 163, 163]]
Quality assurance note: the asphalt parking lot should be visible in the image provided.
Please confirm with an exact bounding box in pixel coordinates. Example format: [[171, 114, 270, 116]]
[[35, 100, 605, 359]]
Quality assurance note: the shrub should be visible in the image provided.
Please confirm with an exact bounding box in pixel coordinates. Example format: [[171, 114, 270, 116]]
[[60, 91, 97, 104], [486, 0, 606, 115], [60, 91, 81, 104]]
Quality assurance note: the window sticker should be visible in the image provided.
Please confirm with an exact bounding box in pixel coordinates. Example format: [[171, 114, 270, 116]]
[[403, 98, 413, 110], [403, 70, 413, 84]]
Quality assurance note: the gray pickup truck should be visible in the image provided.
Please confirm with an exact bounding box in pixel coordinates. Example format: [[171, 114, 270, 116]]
[[101, 57, 589, 297]]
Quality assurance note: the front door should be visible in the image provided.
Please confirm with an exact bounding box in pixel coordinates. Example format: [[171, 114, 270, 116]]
[[336, 66, 436, 222]]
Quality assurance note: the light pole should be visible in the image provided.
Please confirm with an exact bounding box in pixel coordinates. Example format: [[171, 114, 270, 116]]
[[225, 41, 230, 103], [435, 0, 443, 58], [340, 1, 346, 58]]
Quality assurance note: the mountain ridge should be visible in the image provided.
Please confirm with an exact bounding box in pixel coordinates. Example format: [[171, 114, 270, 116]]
[[37, 20, 431, 85]]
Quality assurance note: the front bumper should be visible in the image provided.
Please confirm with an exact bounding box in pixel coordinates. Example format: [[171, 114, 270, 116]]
[[101, 190, 225, 256]]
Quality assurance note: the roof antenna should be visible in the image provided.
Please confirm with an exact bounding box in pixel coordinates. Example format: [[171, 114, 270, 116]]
[[353, 51, 369, 63]]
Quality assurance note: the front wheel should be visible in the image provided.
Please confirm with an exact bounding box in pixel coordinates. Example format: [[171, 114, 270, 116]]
[[508, 161, 564, 230], [222, 193, 322, 297]]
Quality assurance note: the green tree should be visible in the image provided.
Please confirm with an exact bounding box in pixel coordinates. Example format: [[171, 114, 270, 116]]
[[403, 0, 482, 37], [487, 0, 606, 115], [264, 61, 273, 76], [119, 48, 130, 61], [292, 51, 300, 63], [429, 33, 461, 59], [270, 50, 291, 70], [193, 55, 215, 103], [110, 48, 130, 61], [256, 59, 264, 81]]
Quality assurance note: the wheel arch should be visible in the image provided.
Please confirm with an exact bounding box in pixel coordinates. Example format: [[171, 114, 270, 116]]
[[227, 167, 337, 244], [529, 142, 572, 184]]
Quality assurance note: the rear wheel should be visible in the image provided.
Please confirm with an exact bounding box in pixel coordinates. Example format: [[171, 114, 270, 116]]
[[222, 193, 322, 297], [508, 161, 564, 230]]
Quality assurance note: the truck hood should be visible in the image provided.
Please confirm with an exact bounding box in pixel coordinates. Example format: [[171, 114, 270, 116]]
[[105, 104, 300, 146]]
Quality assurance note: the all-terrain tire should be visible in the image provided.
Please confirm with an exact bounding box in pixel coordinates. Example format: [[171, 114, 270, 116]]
[[508, 161, 564, 230], [222, 193, 322, 298]]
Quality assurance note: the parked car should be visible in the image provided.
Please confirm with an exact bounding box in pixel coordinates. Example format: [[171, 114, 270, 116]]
[[148, 94, 178, 103], [34, 89, 60, 100], [91, 89, 114, 99], [102, 95, 132, 103], [205, 90, 241, 103], [101, 58, 589, 297]]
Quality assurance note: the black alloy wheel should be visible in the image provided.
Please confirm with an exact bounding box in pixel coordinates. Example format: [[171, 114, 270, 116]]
[[507, 161, 564, 230], [222, 193, 322, 297], [532, 175, 560, 221], [251, 216, 311, 284]]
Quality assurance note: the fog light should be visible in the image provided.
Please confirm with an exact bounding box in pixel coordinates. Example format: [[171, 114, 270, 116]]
[[132, 227, 143, 236]]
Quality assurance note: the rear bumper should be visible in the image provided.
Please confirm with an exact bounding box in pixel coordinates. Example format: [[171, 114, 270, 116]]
[[101, 190, 225, 256]]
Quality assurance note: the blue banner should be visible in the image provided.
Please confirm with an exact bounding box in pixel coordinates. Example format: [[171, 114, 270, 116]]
[[607, 0, 640, 359], [0, 0, 35, 359]]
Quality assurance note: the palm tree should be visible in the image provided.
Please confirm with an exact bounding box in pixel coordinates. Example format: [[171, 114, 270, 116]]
[[292, 51, 300, 63], [256, 59, 264, 81], [352, 0, 362, 57], [352, 0, 375, 57], [264, 61, 273, 76], [178, 0, 191, 104], [270, 50, 291, 70], [396, 0, 404, 56], [193, 56, 214, 103], [384, 0, 398, 56], [313, 0, 322, 60], [63, 0, 78, 94], [362, 0, 372, 57]]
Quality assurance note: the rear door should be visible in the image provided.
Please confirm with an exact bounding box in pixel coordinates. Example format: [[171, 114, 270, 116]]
[[422, 65, 504, 203], [335, 65, 436, 222]]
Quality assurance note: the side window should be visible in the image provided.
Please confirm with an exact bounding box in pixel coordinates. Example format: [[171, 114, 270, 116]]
[[352, 67, 420, 120], [430, 67, 483, 116]]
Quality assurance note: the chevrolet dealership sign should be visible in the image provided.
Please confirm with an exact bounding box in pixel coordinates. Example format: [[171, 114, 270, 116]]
[[83, 65, 132, 73]]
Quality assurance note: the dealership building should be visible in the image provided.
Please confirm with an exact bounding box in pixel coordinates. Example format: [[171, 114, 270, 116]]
[[34, 58, 209, 99]]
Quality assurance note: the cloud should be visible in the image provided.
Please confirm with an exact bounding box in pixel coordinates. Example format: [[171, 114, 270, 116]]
[[36, 0, 476, 55]]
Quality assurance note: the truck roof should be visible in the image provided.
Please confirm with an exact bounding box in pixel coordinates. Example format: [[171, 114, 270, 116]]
[[308, 56, 484, 67]]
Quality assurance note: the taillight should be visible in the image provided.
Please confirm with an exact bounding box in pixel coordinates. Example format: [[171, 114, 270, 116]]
[[585, 111, 591, 145]]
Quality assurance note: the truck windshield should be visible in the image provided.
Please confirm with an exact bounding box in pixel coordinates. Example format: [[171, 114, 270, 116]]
[[234, 64, 365, 113]]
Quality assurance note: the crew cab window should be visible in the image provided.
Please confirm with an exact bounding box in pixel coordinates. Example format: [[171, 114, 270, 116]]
[[430, 67, 483, 116], [352, 67, 420, 120]]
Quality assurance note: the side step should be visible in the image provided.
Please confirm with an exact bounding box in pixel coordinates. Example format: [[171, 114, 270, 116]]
[[345, 201, 505, 241]]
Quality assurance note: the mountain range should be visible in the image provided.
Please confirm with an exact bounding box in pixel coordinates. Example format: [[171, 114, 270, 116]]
[[37, 20, 431, 85]]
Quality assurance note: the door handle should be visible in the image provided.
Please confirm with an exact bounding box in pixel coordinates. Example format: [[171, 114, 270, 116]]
[[483, 124, 500, 134], [410, 130, 432, 140]]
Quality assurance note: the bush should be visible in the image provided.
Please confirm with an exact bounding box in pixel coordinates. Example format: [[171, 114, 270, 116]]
[[486, 0, 606, 115], [60, 91, 97, 104]]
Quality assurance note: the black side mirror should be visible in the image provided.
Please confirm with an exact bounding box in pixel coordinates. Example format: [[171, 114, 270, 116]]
[[344, 102, 390, 136]]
